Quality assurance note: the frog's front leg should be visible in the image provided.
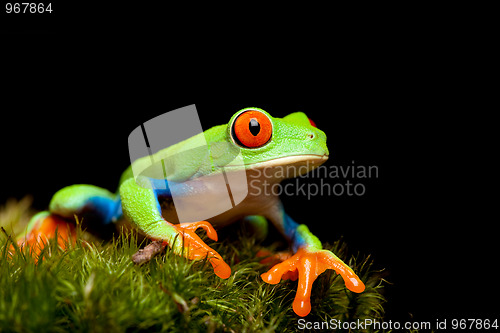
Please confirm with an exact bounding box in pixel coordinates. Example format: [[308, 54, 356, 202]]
[[119, 177, 230, 279], [261, 202, 365, 317]]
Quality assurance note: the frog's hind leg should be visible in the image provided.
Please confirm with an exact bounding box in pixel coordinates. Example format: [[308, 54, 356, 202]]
[[48, 184, 122, 238], [16, 184, 122, 255]]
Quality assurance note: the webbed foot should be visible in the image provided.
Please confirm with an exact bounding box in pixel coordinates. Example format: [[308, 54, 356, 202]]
[[261, 247, 365, 317], [171, 221, 231, 279]]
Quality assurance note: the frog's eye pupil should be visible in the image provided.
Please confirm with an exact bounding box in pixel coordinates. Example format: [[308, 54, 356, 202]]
[[249, 118, 260, 136]]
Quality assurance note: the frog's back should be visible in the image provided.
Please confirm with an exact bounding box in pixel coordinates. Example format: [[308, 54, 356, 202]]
[[118, 124, 228, 189]]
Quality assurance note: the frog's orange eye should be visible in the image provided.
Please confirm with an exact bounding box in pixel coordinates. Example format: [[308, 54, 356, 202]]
[[232, 110, 272, 148]]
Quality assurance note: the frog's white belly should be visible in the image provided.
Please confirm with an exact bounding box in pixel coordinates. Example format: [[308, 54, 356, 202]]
[[162, 154, 327, 227], [161, 168, 277, 226]]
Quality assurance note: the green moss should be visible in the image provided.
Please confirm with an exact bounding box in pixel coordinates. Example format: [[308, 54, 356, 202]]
[[1, 198, 387, 332]]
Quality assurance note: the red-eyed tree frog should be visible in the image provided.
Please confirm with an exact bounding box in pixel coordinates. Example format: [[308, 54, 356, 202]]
[[16, 107, 365, 317]]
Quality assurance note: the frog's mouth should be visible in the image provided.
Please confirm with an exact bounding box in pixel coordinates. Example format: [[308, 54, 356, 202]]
[[245, 154, 329, 170], [241, 154, 329, 179], [222, 154, 328, 169], [220, 154, 328, 179]]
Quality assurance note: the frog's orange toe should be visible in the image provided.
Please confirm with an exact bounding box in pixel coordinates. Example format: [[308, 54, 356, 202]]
[[293, 299, 311, 318], [261, 248, 364, 317], [179, 221, 218, 242], [210, 257, 231, 279], [173, 222, 231, 279], [317, 250, 365, 293]]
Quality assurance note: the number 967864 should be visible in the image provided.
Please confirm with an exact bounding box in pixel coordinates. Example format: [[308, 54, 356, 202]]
[[6, 3, 53, 14]]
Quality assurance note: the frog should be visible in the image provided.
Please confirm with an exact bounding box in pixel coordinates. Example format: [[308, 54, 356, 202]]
[[16, 107, 365, 317]]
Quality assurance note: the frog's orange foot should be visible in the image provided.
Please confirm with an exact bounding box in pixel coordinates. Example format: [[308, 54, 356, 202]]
[[15, 213, 76, 258], [260, 248, 365, 317], [172, 221, 231, 279], [257, 249, 298, 281], [176, 221, 219, 242]]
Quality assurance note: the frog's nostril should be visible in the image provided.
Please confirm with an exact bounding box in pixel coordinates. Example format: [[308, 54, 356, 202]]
[[307, 132, 315, 140]]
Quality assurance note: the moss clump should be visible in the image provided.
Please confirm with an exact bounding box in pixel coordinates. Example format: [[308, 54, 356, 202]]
[[0, 198, 386, 332]]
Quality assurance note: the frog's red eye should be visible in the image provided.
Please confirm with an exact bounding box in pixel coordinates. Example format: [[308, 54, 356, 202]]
[[232, 110, 272, 148]]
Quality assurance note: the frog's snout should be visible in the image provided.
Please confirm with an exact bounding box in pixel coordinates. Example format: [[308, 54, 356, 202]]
[[306, 127, 326, 141], [306, 128, 329, 156]]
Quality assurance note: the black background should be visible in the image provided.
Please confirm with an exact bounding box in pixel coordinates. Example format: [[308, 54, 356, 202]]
[[2, 92, 496, 323], [1, 5, 497, 326]]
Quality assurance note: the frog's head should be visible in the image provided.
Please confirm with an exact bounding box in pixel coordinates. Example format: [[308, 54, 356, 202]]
[[220, 107, 329, 178]]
